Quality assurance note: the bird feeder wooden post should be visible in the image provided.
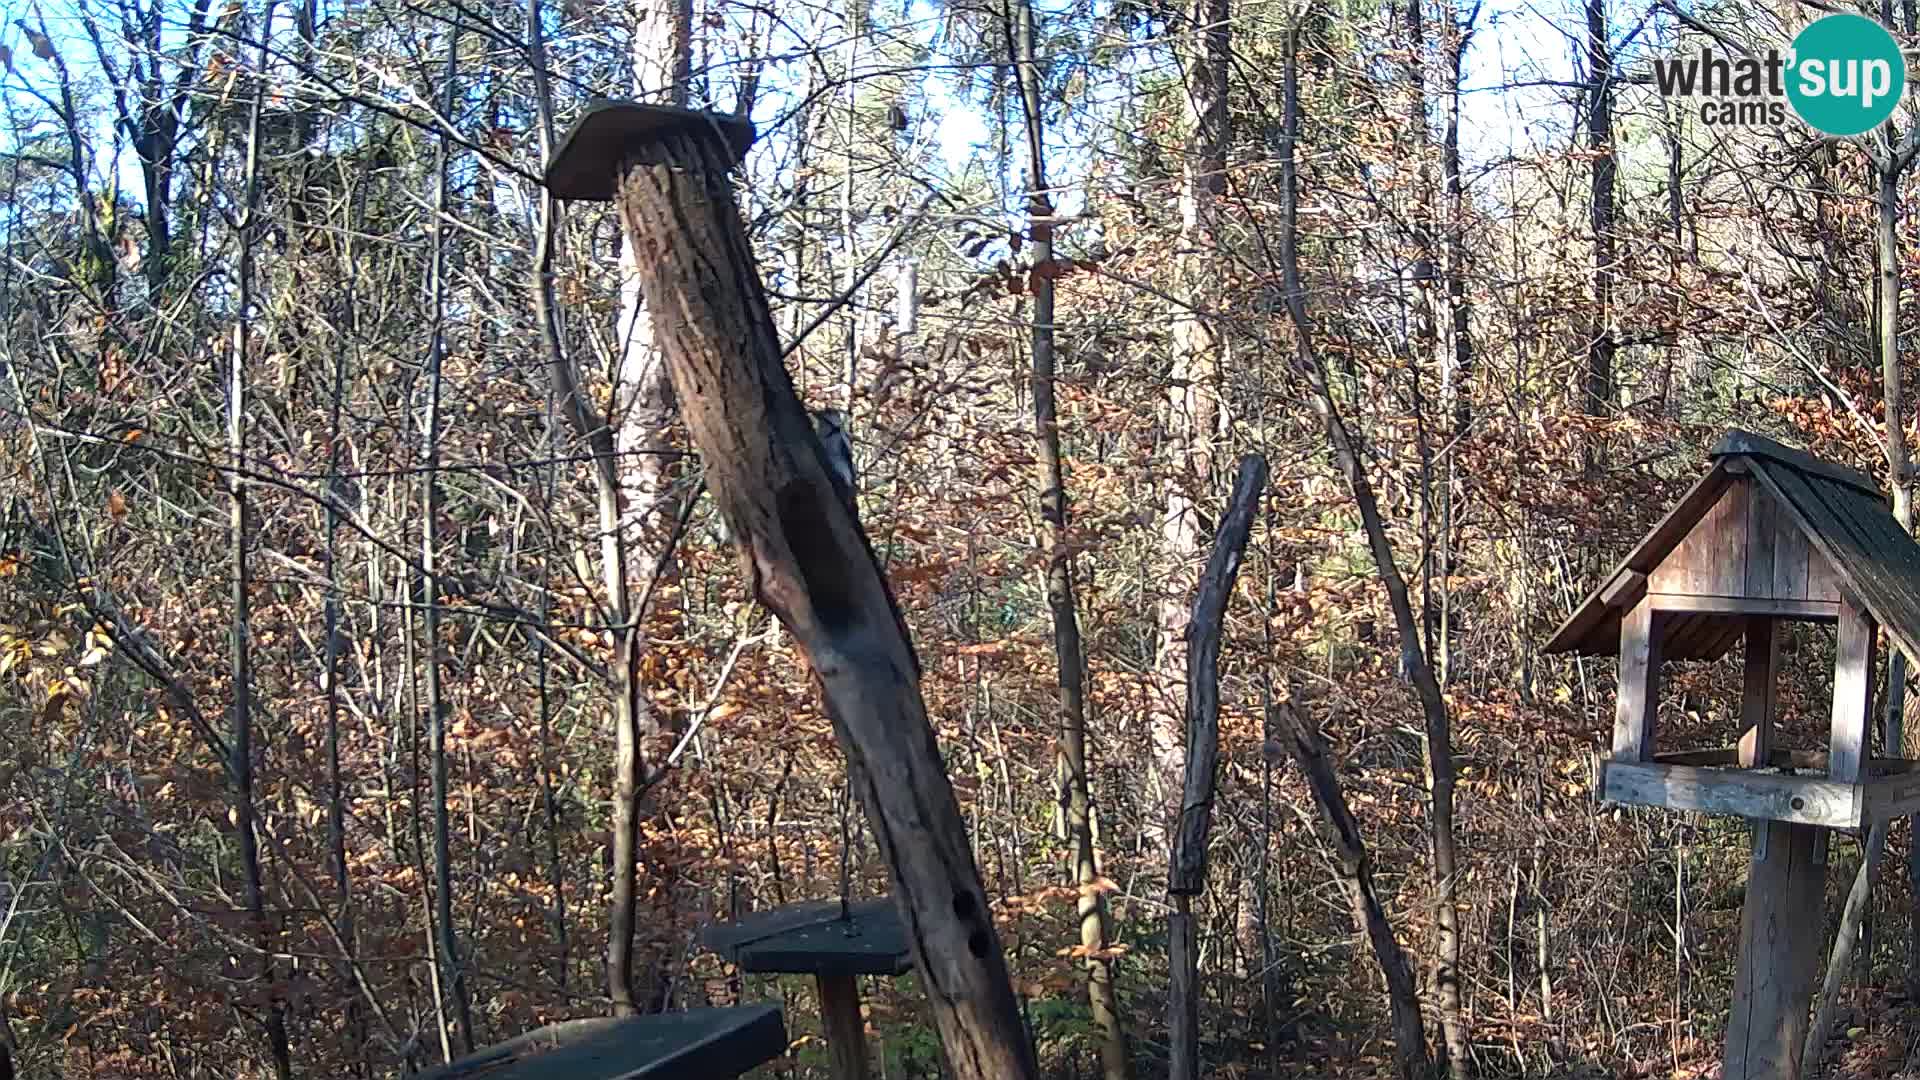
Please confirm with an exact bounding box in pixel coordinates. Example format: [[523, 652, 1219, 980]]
[[543, 102, 1038, 1080], [1546, 430, 1920, 1080]]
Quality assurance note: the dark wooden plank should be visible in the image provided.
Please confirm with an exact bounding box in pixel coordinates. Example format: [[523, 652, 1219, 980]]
[[545, 101, 755, 200], [1759, 463, 1920, 666], [1709, 480, 1751, 596], [817, 973, 873, 1080], [702, 900, 913, 977], [1706, 616, 1751, 661], [1724, 820, 1825, 1080], [1747, 481, 1781, 598], [1714, 430, 1883, 499], [1649, 484, 1746, 596], [1806, 547, 1846, 605], [1648, 595, 1840, 620], [1601, 569, 1648, 609], [1740, 618, 1777, 769], [1824, 485, 1920, 652], [1659, 612, 1702, 660], [418, 1007, 786, 1080], [1772, 496, 1812, 602]]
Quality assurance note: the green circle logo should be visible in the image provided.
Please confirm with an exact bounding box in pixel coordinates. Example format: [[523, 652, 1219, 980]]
[[1787, 14, 1905, 136]]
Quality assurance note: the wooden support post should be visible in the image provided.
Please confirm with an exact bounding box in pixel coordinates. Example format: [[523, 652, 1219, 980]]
[[1614, 598, 1663, 761], [1724, 820, 1825, 1080], [1739, 617, 1777, 769], [544, 104, 1037, 1080], [816, 973, 871, 1080], [1830, 598, 1877, 784]]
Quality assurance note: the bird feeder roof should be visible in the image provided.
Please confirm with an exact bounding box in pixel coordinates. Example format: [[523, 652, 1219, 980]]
[[1543, 430, 1920, 662]]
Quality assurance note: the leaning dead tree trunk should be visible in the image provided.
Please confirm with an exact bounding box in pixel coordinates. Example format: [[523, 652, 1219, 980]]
[[1276, 687, 1431, 1080], [1277, 23, 1442, 1079], [545, 105, 1038, 1080], [1168, 455, 1267, 1080]]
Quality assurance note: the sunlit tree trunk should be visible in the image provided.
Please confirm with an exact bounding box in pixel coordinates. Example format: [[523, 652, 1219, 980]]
[[605, 0, 692, 1016], [1008, 3, 1129, 1076], [1151, 0, 1231, 842]]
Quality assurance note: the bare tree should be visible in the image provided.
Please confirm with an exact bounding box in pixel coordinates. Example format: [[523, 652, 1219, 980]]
[[1007, 1, 1129, 1074], [228, 6, 291, 1075], [418, 13, 475, 1053]]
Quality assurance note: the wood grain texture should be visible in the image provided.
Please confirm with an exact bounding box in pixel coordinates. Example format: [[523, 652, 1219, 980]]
[[1829, 600, 1876, 785], [816, 973, 873, 1080], [1647, 596, 1839, 620], [1168, 455, 1267, 895], [1613, 599, 1662, 761], [1747, 479, 1780, 598], [417, 1007, 787, 1080], [1724, 820, 1825, 1080], [1543, 465, 1732, 655], [1599, 761, 1860, 828], [606, 130, 1036, 1080], [1740, 618, 1777, 769]]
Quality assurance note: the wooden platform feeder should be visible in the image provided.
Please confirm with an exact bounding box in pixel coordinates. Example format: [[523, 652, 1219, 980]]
[[700, 899, 912, 1080], [1546, 429, 1920, 1079], [415, 1005, 785, 1079]]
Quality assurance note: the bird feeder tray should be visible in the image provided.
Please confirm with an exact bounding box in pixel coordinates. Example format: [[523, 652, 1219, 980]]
[[700, 898, 913, 978], [414, 1005, 785, 1080], [544, 100, 755, 202]]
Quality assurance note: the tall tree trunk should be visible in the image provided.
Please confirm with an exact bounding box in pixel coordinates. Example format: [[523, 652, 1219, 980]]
[[605, 0, 692, 1015], [1151, 0, 1232, 839], [526, 0, 573, 994], [1007, 3, 1129, 1076], [323, 151, 366, 1074], [1584, 0, 1615, 421], [1278, 21, 1457, 1076], [1435, 0, 1475, 691], [419, 14, 475, 1053], [1809, 153, 1916, 1074], [229, 8, 291, 1076]]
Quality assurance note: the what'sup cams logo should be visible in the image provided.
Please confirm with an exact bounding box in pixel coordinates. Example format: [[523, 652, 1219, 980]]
[[1653, 13, 1907, 135]]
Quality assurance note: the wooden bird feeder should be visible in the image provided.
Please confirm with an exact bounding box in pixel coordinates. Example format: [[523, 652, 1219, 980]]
[[700, 899, 913, 1080], [1546, 429, 1920, 1079], [415, 1005, 786, 1079]]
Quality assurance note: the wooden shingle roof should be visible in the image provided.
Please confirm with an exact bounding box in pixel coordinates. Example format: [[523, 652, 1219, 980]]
[[1543, 430, 1920, 661]]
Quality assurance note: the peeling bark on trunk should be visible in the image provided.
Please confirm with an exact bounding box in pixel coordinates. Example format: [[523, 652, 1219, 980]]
[[604, 0, 691, 1015], [609, 128, 1037, 1080]]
